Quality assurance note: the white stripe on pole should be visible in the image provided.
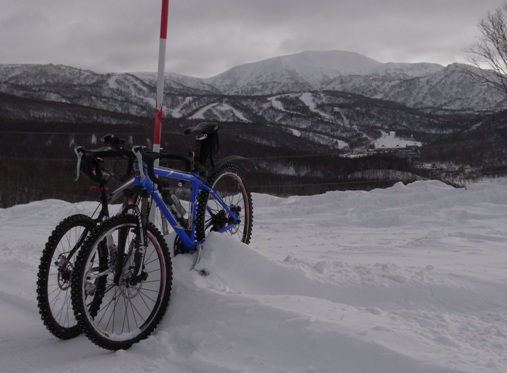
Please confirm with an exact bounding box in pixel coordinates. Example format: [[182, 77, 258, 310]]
[[153, 0, 169, 154]]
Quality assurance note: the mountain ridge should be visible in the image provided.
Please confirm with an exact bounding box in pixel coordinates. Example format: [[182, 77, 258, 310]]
[[2, 50, 504, 112], [1, 50, 506, 154]]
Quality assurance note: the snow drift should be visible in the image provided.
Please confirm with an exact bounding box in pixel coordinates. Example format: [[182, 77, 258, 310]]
[[1, 179, 507, 372]]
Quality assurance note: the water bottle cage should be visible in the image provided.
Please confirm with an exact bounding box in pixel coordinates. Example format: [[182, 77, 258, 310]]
[[161, 188, 188, 227]]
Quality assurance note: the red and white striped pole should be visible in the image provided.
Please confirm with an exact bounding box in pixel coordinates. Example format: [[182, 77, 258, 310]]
[[152, 0, 169, 154]]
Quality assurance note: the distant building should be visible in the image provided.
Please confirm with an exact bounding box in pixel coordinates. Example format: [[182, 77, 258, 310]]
[[368, 131, 421, 160]]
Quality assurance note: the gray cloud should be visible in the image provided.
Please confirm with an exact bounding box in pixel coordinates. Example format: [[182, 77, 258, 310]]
[[0, 0, 505, 77]]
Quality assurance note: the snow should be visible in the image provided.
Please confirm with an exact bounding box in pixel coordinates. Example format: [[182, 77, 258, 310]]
[[375, 130, 422, 148], [299, 92, 336, 122], [268, 94, 299, 114], [2, 179, 507, 372], [269, 93, 349, 149], [208, 50, 382, 92], [190, 102, 251, 123], [369, 62, 444, 78], [170, 97, 193, 118], [288, 128, 302, 137]]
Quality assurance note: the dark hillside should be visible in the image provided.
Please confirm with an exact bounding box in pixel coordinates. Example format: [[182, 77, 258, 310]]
[[1, 114, 426, 207]]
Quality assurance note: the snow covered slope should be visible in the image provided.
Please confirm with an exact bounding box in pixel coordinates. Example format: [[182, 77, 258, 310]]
[[206, 50, 382, 94], [1, 179, 507, 372], [0, 64, 155, 116], [327, 63, 507, 111]]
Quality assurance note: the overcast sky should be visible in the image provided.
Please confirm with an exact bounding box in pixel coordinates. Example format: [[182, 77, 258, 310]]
[[0, 0, 505, 78]]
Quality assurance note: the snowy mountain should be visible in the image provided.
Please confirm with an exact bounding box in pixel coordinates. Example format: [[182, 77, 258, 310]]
[[205, 51, 452, 97], [0, 64, 155, 117], [2, 50, 506, 115], [205, 50, 382, 95], [369, 62, 444, 78], [1, 50, 507, 164], [326, 63, 507, 112], [135, 71, 221, 95]]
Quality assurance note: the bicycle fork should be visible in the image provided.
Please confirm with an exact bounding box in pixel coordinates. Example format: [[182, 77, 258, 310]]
[[113, 198, 149, 287]]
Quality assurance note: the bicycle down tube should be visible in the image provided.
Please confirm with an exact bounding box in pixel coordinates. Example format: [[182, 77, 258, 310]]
[[133, 161, 240, 251]]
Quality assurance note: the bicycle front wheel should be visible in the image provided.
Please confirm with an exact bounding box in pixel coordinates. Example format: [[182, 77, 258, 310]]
[[71, 215, 172, 350], [37, 214, 96, 339], [196, 163, 253, 244]]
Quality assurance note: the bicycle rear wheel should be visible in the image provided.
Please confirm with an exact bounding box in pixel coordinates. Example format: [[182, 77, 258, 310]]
[[36, 214, 95, 339], [71, 215, 172, 350], [196, 163, 253, 244]]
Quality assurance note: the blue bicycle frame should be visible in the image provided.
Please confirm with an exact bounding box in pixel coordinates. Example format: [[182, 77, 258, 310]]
[[133, 163, 240, 252]]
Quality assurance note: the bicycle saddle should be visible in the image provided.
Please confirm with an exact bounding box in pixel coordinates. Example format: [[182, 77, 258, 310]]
[[184, 122, 219, 136]]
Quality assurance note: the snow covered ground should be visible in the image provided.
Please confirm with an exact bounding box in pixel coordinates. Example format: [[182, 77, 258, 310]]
[[374, 130, 422, 149], [1, 178, 507, 372]]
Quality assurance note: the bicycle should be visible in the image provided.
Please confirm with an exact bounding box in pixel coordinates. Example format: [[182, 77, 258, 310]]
[[36, 134, 140, 340], [70, 121, 253, 350]]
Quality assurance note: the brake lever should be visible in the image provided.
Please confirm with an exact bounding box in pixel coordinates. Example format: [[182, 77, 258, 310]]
[[132, 146, 145, 181], [74, 146, 84, 181]]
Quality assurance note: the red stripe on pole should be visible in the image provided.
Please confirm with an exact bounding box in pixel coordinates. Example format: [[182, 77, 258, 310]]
[[160, 0, 169, 39], [153, 107, 163, 145]]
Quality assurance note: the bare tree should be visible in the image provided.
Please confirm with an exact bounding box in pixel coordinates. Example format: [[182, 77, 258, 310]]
[[467, 2, 507, 95]]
